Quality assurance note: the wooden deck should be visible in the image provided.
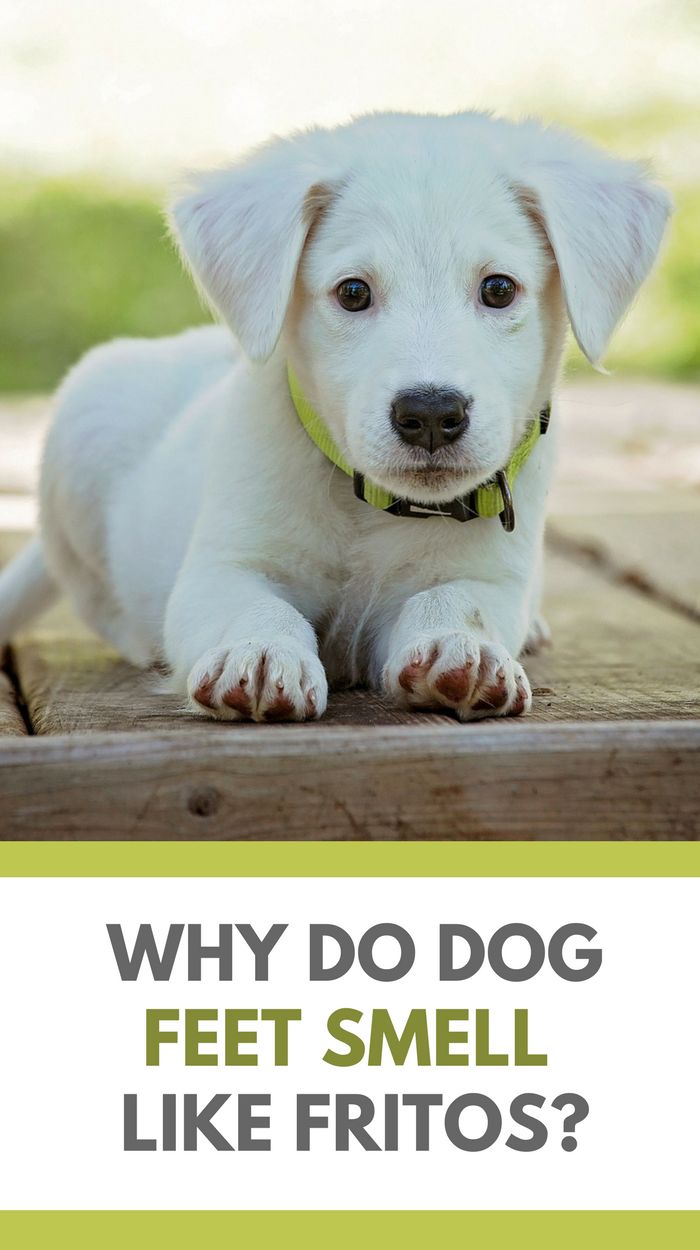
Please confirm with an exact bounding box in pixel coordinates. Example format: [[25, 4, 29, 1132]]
[[1, 381, 699, 839]]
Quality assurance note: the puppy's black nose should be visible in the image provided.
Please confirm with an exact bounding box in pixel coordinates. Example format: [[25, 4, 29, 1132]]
[[390, 388, 470, 452]]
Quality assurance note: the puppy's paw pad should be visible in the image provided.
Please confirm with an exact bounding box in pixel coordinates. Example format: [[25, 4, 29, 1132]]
[[261, 692, 296, 722], [460, 645, 531, 721], [187, 641, 327, 722], [221, 681, 253, 716], [434, 662, 476, 704], [396, 645, 439, 694], [384, 633, 530, 721], [384, 632, 480, 712], [190, 656, 229, 712], [510, 672, 531, 716]]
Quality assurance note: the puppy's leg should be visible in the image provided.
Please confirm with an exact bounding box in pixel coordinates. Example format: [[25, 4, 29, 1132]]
[[379, 579, 532, 721], [522, 613, 551, 656], [521, 553, 551, 656], [165, 566, 327, 722]]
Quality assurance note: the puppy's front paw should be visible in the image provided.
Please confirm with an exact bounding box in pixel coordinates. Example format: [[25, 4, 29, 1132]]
[[383, 632, 531, 721], [187, 640, 328, 722]]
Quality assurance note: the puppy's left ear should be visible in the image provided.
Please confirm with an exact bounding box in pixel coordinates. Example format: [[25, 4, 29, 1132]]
[[169, 136, 339, 362], [518, 133, 672, 365]]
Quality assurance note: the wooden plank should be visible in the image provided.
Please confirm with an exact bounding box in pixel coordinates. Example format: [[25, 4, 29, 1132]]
[[524, 549, 700, 720], [3, 530, 700, 731], [551, 381, 700, 500], [0, 650, 27, 737], [14, 639, 444, 734], [0, 720, 697, 840], [548, 493, 700, 620], [13, 565, 700, 731], [549, 378, 700, 621]]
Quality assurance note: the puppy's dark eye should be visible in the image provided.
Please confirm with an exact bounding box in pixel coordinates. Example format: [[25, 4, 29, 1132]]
[[480, 274, 517, 308], [336, 278, 372, 311]]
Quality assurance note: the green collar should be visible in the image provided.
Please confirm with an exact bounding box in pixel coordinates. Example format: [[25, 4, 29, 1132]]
[[287, 363, 550, 530]]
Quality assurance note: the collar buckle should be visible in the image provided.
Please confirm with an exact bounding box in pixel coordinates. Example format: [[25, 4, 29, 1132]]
[[353, 471, 365, 502], [387, 494, 478, 522], [495, 470, 516, 532], [354, 472, 477, 522]]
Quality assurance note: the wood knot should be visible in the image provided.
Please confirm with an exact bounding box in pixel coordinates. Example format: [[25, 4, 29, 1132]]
[[187, 786, 220, 818]]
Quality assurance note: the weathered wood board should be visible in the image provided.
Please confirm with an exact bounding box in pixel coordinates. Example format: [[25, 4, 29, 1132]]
[[0, 653, 27, 737], [3, 537, 699, 734], [0, 721, 697, 840], [1, 536, 699, 839], [548, 491, 700, 621], [525, 549, 700, 720]]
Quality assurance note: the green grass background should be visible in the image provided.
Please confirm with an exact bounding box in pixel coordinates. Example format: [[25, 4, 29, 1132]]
[[1, 108, 698, 392]]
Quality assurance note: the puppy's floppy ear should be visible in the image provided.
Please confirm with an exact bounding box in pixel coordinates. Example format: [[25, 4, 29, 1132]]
[[169, 136, 339, 361], [517, 132, 672, 365]]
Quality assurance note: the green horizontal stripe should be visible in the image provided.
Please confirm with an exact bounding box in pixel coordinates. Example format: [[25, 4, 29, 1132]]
[[1, 842, 697, 876], [0, 1211, 696, 1247]]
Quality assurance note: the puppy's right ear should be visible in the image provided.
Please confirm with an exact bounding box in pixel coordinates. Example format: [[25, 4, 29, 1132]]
[[515, 128, 672, 367], [169, 137, 338, 362]]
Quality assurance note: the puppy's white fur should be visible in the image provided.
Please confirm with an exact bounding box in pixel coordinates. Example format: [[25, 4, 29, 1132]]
[[0, 112, 670, 722]]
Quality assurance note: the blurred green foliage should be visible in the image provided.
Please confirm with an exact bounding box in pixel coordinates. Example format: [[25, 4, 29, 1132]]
[[0, 176, 206, 392], [0, 114, 698, 392], [559, 104, 700, 380], [565, 182, 700, 380]]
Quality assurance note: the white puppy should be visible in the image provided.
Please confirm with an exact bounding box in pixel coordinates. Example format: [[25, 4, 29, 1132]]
[[0, 112, 670, 722]]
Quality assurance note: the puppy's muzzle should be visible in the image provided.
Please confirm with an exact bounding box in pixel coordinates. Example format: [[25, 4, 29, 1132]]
[[390, 387, 471, 453]]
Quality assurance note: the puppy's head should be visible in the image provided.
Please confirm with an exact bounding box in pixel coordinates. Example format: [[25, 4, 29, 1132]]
[[170, 113, 671, 503]]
